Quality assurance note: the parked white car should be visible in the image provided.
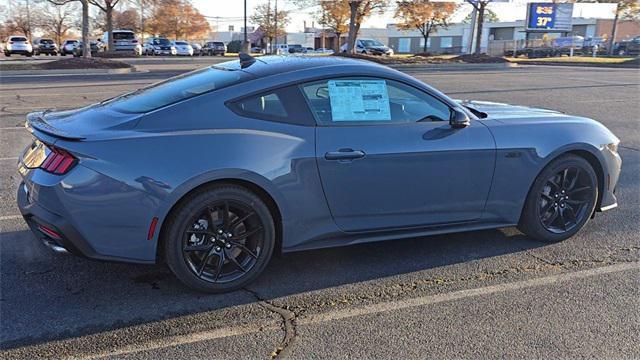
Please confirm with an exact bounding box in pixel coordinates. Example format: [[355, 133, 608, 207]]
[[274, 44, 289, 55], [315, 47, 335, 54], [102, 29, 139, 54], [172, 41, 194, 56], [3, 35, 33, 57], [340, 38, 394, 56]]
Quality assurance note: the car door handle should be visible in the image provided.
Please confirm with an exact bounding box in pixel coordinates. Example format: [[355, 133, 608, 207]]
[[325, 149, 366, 161]]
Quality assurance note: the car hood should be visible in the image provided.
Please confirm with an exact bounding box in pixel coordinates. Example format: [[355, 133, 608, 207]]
[[458, 100, 567, 120]]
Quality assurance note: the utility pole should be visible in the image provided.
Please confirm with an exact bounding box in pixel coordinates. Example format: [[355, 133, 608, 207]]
[[274, 0, 278, 53], [243, 0, 248, 53], [26, 0, 31, 41]]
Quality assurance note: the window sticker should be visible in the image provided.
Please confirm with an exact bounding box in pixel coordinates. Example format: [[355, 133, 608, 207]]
[[328, 80, 391, 122]]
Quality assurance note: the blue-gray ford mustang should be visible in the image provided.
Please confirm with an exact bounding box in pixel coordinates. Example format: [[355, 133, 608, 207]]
[[17, 55, 621, 292]]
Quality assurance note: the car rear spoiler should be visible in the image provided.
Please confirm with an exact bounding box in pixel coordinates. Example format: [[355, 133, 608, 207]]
[[26, 112, 86, 140]]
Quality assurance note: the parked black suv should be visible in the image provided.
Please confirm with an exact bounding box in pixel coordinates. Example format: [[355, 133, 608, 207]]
[[203, 41, 226, 56], [33, 38, 58, 55], [614, 36, 640, 56]]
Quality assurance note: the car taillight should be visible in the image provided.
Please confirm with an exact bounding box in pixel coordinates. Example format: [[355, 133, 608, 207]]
[[132, 39, 138, 43], [8, 41, 13, 44], [40, 146, 77, 174]]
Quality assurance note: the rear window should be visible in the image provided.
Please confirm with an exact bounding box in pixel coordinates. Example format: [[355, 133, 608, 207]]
[[103, 66, 244, 113], [10, 37, 27, 42], [152, 38, 170, 45], [213, 42, 224, 46], [66, 40, 78, 44], [114, 32, 135, 40], [41, 39, 54, 44], [175, 41, 188, 45]]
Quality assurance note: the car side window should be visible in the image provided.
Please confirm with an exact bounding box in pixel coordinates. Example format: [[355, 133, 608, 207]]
[[234, 92, 288, 119], [300, 78, 452, 125]]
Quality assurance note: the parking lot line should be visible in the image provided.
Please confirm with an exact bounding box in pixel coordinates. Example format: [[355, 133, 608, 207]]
[[0, 215, 23, 221], [87, 261, 639, 359], [0, 157, 18, 161]]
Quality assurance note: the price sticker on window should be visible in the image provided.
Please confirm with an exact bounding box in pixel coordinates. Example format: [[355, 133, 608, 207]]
[[327, 80, 391, 122]]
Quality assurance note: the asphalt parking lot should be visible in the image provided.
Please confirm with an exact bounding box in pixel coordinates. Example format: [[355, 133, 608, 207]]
[[1, 62, 639, 359]]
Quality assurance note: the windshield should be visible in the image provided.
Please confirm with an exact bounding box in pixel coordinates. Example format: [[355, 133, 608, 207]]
[[66, 40, 78, 44], [361, 40, 384, 47], [114, 32, 135, 40], [152, 38, 171, 46], [102, 66, 243, 113], [41, 39, 54, 44], [175, 41, 188, 45]]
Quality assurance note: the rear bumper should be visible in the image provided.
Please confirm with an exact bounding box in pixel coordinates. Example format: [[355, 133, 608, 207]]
[[18, 182, 92, 257]]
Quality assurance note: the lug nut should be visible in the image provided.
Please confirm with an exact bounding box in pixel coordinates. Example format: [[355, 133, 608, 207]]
[[218, 229, 223, 234], [225, 243, 231, 248], [215, 246, 221, 252]]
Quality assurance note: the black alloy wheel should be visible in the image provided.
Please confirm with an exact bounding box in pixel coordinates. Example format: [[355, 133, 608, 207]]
[[538, 166, 594, 234], [164, 184, 275, 292], [182, 200, 264, 283], [519, 155, 598, 243]]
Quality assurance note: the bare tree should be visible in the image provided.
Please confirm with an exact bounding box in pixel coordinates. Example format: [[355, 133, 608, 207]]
[[88, 0, 121, 51], [47, 0, 91, 58], [4, 0, 43, 40], [41, 2, 79, 45], [465, 0, 491, 55], [346, 0, 388, 53]]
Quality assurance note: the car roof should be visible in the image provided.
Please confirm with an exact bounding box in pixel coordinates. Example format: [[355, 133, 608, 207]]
[[235, 55, 384, 78]]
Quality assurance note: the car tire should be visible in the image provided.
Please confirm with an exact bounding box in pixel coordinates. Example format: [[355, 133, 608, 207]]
[[4, 52, 10, 57], [163, 184, 276, 293], [518, 154, 598, 243]]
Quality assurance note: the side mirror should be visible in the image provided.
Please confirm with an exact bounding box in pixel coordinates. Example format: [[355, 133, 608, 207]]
[[450, 108, 471, 129]]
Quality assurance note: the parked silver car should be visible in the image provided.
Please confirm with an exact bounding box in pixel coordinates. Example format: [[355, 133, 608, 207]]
[[60, 39, 78, 56], [143, 37, 176, 56]]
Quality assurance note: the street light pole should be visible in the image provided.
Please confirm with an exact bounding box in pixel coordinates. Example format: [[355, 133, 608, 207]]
[[274, 0, 278, 54], [243, 0, 248, 53]]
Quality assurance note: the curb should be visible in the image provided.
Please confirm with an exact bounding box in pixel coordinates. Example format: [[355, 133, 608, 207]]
[[390, 62, 518, 71], [508, 61, 639, 69], [0, 67, 140, 76]]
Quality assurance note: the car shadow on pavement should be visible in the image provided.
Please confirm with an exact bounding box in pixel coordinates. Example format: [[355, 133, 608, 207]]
[[0, 227, 545, 349]]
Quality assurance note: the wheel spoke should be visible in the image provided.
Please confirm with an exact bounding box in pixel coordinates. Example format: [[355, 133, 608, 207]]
[[545, 207, 559, 226], [541, 193, 554, 202], [232, 226, 263, 241], [568, 186, 591, 196], [231, 242, 258, 259], [186, 229, 213, 236], [567, 168, 580, 190], [558, 208, 567, 231], [198, 248, 215, 276], [184, 243, 213, 252], [547, 177, 561, 191], [225, 250, 247, 272], [560, 168, 569, 188], [222, 201, 230, 228], [541, 203, 553, 215], [228, 211, 255, 230], [566, 199, 588, 206], [211, 252, 225, 281], [564, 205, 577, 223]]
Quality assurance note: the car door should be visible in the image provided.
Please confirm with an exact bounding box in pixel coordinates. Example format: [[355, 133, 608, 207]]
[[301, 77, 496, 232]]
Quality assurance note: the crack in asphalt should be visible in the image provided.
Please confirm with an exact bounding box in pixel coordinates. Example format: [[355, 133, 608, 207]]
[[244, 288, 298, 359], [282, 247, 639, 317]]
